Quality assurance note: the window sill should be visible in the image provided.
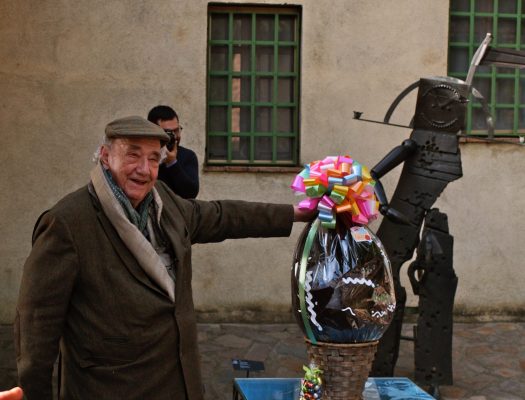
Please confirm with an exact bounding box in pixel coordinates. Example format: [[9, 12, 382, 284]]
[[459, 135, 524, 145], [203, 165, 303, 173]]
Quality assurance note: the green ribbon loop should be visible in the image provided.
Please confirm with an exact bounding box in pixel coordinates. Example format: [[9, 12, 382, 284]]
[[298, 219, 321, 344], [305, 184, 326, 198]]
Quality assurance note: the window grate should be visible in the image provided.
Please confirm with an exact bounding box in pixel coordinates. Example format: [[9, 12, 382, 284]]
[[207, 5, 301, 165], [449, 0, 525, 136]]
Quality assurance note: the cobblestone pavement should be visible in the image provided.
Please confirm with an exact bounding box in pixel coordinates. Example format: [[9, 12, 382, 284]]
[[1, 322, 524, 399]]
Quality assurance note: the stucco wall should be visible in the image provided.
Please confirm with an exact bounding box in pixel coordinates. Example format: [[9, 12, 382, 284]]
[[1, 0, 523, 323]]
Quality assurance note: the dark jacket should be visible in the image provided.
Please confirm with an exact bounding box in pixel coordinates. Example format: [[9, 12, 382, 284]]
[[15, 181, 294, 399], [158, 146, 199, 199]]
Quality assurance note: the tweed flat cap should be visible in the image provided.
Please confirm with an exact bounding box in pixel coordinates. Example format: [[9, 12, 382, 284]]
[[105, 116, 169, 144]]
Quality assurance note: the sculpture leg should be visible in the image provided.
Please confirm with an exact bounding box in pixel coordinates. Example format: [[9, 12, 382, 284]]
[[409, 209, 457, 388], [371, 205, 423, 376], [371, 172, 455, 376], [371, 279, 407, 376]]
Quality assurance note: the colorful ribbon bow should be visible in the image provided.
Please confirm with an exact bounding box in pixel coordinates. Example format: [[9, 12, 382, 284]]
[[291, 155, 379, 228]]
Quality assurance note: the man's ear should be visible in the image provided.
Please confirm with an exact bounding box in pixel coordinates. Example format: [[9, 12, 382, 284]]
[[99, 145, 110, 169]]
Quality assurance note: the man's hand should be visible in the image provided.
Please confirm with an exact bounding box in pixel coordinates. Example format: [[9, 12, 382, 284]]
[[293, 206, 317, 222], [164, 142, 178, 164], [0, 387, 23, 400]]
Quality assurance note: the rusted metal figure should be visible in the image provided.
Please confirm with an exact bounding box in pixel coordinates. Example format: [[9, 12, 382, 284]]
[[353, 33, 525, 396], [367, 75, 467, 392]]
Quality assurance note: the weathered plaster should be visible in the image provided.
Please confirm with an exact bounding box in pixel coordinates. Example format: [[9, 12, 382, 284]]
[[1, 0, 523, 322]]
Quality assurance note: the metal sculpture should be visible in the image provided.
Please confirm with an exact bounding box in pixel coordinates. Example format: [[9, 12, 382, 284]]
[[366, 75, 466, 396], [353, 33, 525, 396]]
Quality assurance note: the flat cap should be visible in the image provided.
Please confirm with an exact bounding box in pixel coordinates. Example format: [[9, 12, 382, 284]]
[[105, 116, 169, 144]]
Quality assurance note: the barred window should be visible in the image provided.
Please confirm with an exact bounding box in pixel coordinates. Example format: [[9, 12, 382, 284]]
[[206, 5, 301, 165], [449, 0, 525, 136]]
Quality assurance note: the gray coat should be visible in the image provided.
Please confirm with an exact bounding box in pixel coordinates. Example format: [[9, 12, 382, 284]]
[[15, 181, 294, 399]]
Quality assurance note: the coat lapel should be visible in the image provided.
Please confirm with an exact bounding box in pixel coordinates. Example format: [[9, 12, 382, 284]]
[[90, 189, 171, 300], [155, 188, 191, 302]]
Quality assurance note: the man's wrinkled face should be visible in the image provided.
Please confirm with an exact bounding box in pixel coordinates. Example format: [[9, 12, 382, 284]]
[[100, 137, 162, 208]]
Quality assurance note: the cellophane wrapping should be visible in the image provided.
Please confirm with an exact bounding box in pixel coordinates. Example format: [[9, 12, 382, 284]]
[[292, 222, 395, 343]]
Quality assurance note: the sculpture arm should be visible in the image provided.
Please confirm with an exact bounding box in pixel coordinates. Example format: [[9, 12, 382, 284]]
[[370, 139, 417, 179], [371, 139, 417, 225]]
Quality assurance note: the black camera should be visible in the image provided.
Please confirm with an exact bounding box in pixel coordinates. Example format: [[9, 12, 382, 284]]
[[164, 129, 177, 151]]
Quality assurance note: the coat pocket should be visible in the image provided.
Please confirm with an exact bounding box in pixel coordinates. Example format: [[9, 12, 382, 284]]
[[80, 337, 140, 367]]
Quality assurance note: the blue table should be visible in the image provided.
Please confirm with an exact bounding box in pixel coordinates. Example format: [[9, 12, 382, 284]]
[[233, 377, 435, 400]]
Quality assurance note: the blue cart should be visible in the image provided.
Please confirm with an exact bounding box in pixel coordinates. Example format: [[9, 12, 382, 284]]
[[233, 377, 435, 400]]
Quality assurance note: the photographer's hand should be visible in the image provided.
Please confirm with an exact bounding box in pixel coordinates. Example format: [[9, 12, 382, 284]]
[[164, 142, 178, 165]]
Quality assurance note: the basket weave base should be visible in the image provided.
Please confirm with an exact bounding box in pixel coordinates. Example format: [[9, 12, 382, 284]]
[[305, 339, 378, 400]]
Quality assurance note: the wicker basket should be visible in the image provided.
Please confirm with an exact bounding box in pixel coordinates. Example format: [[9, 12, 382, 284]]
[[305, 339, 378, 400]]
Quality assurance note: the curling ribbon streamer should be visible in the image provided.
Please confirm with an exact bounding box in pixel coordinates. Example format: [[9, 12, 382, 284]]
[[291, 155, 380, 228], [298, 219, 321, 344]]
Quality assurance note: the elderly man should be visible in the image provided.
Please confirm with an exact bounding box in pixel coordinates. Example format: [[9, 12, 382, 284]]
[[15, 116, 312, 399]]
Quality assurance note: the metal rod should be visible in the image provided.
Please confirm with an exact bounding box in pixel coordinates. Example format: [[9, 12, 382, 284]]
[[354, 111, 524, 147], [353, 111, 411, 129]]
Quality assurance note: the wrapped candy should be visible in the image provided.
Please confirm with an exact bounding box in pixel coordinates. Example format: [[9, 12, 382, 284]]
[[291, 156, 395, 344], [300, 363, 323, 400]]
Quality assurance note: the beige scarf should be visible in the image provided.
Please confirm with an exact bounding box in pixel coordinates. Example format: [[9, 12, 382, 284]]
[[90, 163, 175, 302]]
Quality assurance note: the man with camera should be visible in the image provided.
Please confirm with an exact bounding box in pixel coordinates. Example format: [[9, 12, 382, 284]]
[[147, 105, 199, 199]]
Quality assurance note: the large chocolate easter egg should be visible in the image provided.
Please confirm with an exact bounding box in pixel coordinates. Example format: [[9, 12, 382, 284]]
[[292, 221, 395, 343]]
